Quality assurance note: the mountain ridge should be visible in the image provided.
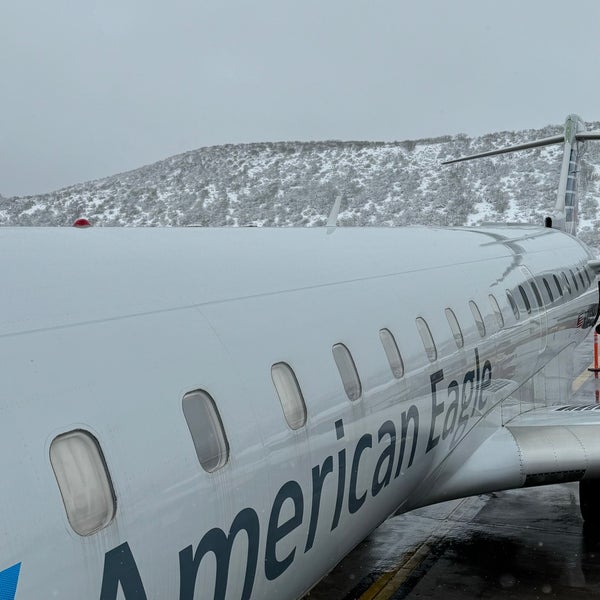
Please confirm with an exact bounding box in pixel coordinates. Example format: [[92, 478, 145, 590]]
[[2, 121, 599, 249]]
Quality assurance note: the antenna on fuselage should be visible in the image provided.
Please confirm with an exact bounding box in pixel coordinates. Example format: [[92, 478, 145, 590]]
[[327, 194, 343, 234], [443, 115, 600, 236]]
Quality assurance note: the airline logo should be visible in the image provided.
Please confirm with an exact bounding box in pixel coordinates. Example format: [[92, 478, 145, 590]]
[[99, 350, 493, 600], [0, 563, 20, 600]]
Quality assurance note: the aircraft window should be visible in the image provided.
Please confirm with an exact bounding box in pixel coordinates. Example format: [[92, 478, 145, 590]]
[[332, 343, 362, 401], [416, 317, 437, 361], [585, 267, 593, 286], [553, 274, 564, 297], [379, 328, 405, 378], [488, 294, 504, 328], [506, 290, 520, 320], [542, 278, 554, 303], [469, 301, 486, 337], [561, 272, 572, 295], [570, 269, 579, 292], [50, 430, 116, 536], [530, 281, 544, 308], [578, 268, 586, 289], [182, 390, 229, 472], [445, 308, 464, 348], [271, 362, 307, 430], [518, 285, 532, 314]]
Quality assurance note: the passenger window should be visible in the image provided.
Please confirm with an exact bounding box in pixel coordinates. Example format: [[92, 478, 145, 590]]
[[578, 268, 586, 289], [182, 390, 229, 472], [518, 285, 532, 314], [506, 290, 520, 320], [50, 430, 116, 536], [562, 272, 572, 295], [542, 278, 554, 303], [332, 343, 362, 401], [271, 362, 307, 430], [488, 294, 504, 328], [379, 328, 404, 378], [570, 269, 579, 292], [469, 301, 486, 337], [416, 317, 437, 361], [445, 308, 464, 348], [553, 274, 564, 297], [585, 267, 593, 286], [530, 281, 544, 308]]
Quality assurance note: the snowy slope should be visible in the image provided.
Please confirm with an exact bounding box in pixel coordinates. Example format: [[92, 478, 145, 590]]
[[2, 122, 600, 249]]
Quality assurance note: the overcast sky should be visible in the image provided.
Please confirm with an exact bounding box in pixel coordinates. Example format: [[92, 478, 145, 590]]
[[1, 0, 599, 197]]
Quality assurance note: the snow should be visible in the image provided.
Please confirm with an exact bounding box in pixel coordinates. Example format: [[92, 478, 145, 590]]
[[1, 121, 599, 250]]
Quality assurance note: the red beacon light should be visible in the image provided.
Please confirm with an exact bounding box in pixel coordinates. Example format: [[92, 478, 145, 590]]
[[72, 218, 91, 228]]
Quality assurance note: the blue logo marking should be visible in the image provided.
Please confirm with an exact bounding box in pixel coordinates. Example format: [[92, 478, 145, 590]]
[[0, 563, 21, 600]]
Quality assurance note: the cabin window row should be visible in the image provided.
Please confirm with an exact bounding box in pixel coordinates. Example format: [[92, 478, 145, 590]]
[[177, 262, 594, 480], [509, 265, 593, 319], [416, 263, 594, 359], [50, 264, 594, 536], [415, 296, 498, 360]]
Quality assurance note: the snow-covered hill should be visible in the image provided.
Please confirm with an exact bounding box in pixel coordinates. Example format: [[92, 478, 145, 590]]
[[2, 122, 600, 249]]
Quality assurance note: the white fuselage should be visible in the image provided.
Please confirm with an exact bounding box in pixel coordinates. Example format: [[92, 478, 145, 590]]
[[0, 225, 597, 599]]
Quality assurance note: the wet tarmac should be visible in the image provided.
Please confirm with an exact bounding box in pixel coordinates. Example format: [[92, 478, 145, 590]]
[[304, 334, 600, 600]]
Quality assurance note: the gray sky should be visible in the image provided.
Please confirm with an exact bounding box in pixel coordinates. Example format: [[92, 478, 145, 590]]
[[1, 0, 599, 197]]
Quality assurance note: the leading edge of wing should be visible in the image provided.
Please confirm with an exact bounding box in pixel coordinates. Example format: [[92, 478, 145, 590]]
[[407, 405, 600, 509]]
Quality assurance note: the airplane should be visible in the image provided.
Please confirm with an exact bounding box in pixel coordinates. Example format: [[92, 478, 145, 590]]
[[1, 114, 600, 600]]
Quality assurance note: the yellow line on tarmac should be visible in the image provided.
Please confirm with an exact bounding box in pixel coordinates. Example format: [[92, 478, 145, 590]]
[[358, 568, 398, 600], [358, 497, 480, 600], [358, 545, 430, 600], [572, 362, 596, 394]]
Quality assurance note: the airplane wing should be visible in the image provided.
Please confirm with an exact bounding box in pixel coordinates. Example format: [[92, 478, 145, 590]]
[[408, 404, 600, 511]]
